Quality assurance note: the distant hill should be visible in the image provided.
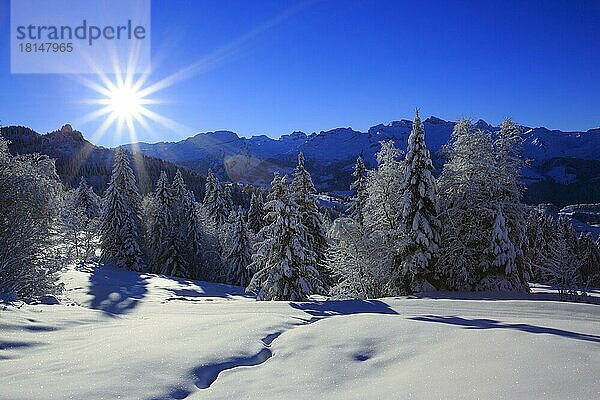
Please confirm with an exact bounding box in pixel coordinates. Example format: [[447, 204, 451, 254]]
[[0, 124, 208, 200], [120, 117, 600, 206]]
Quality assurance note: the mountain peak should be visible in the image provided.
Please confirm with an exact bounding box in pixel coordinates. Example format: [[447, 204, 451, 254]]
[[61, 124, 73, 133], [424, 116, 447, 125], [474, 119, 494, 131], [47, 124, 85, 142]]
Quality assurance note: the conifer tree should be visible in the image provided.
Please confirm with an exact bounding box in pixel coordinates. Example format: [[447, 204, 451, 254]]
[[247, 192, 265, 234], [482, 208, 518, 290], [290, 153, 328, 277], [224, 209, 254, 287], [247, 173, 324, 300], [156, 170, 190, 277], [203, 169, 228, 226], [99, 149, 144, 271], [203, 169, 217, 205], [348, 156, 368, 226], [224, 184, 233, 217], [148, 171, 172, 272], [577, 232, 600, 286], [397, 110, 441, 293]]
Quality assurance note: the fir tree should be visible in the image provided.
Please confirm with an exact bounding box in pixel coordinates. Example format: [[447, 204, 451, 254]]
[[348, 156, 368, 226], [224, 209, 254, 287], [247, 173, 324, 300], [203, 169, 228, 226], [577, 232, 600, 286], [181, 190, 203, 276], [99, 149, 144, 271], [290, 153, 328, 280], [481, 208, 517, 290], [157, 170, 190, 277], [247, 192, 265, 234], [223, 184, 233, 217], [148, 171, 172, 272], [203, 169, 217, 205], [397, 110, 441, 293]]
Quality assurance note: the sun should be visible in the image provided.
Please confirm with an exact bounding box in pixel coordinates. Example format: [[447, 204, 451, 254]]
[[106, 84, 145, 122]]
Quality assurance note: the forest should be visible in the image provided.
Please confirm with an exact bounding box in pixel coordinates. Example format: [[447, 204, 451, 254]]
[[1, 112, 599, 302]]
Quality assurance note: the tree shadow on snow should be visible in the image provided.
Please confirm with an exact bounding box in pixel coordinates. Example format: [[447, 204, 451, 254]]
[[409, 315, 600, 344], [404, 286, 600, 305], [152, 274, 253, 300], [88, 264, 149, 316], [290, 299, 398, 318]]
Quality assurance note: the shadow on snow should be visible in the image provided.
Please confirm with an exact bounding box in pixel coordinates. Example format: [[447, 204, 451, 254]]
[[410, 315, 600, 344], [88, 264, 149, 316], [290, 299, 399, 318]]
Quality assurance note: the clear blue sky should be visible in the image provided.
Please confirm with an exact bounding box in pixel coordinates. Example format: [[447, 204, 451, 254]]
[[0, 0, 598, 147]]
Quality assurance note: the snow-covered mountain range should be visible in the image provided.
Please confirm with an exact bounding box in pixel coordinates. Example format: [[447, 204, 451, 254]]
[[121, 116, 600, 205], [2, 117, 600, 206]]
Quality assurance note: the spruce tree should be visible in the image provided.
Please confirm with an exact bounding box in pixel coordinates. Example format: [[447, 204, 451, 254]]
[[397, 110, 441, 293], [247, 173, 324, 300], [247, 192, 265, 234], [348, 156, 368, 226], [100, 149, 144, 271], [203, 169, 228, 226], [290, 153, 328, 274], [482, 208, 518, 290], [157, 170, 190, 277], [223, 184, 233, 217], [148, 171, 172, 272], [224, 209, 254, 287]]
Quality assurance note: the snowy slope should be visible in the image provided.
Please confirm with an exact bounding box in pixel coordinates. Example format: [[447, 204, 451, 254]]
[[1, 264, 599, 400]]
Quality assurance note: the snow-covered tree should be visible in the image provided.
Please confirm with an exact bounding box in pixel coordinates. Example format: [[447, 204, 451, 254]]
[[148, 171, 172, 272], [223, 184, 233, 217], [326, 217, 394, 299], [73, 177, 101, 219], [348, 156, 368, 226], [290, 153, 328, 279], [181, 190, 203, 276], [480, 208, 518, 290], [61, 180, 101, 261], [397, 110, 441, 293], [223, 209, 254, 287], [247, 192, 265, 234], [437, 118, 528, 292], [363, 141, 404, 231], [0, 137, 64, 299], [247, 173, 324, 300], [577, 232, 600, 287], [99, 148, 144, 271], [327, 140, 406, 297], [155, 170, 194, 277], [203, 169, 228, 226]]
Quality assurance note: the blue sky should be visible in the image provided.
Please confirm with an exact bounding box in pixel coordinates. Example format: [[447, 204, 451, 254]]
[[0, 0, 598, 147]]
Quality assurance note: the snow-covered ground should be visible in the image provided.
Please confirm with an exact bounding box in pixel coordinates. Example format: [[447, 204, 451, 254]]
[[1, 265, 599, 400]]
